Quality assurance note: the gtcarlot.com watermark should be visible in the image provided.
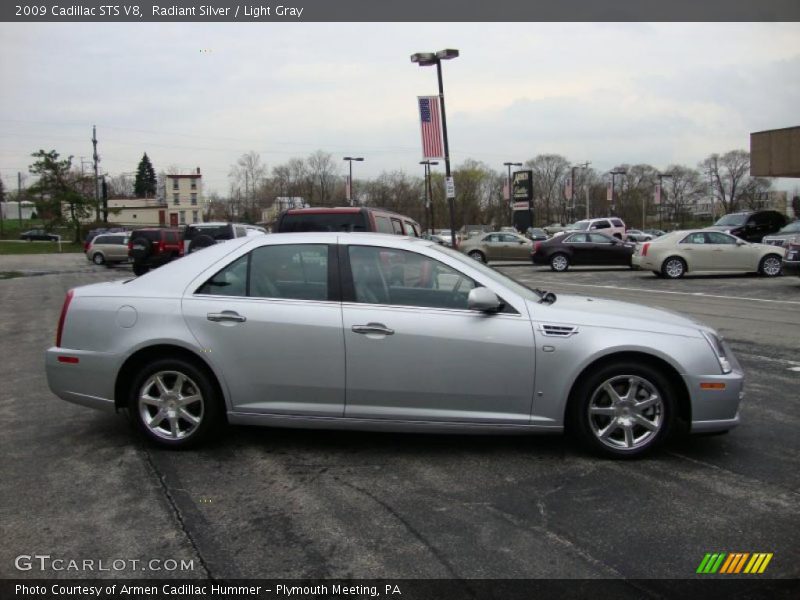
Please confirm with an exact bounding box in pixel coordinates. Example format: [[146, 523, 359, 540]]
[[15, 554, 194, 572]]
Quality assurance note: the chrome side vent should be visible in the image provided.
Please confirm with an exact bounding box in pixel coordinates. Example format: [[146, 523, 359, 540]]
[[538, 324, 579, 337]]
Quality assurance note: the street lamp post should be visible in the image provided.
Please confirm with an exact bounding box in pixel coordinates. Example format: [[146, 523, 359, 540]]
[[411, 49, 459, 248], [608, 168, 627, 216], [503, 162, 522, 228], [420, 160, 439, 233], [343, 156, 364, 206], [656, 172, 673, 229]]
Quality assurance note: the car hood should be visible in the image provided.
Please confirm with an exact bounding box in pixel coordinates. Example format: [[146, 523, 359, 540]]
[[526, 294, 708, 337]]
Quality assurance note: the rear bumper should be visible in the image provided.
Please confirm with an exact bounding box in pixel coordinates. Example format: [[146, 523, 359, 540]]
[[45, 348, 118, 412]]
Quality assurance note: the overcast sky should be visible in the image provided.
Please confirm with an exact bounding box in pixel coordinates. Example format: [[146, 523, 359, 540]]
[[1, 22, 798, 195]]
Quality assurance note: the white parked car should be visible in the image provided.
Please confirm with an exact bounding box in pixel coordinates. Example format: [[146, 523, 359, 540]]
[[632, 230, 784, 279], [554, 218, 626, 240]]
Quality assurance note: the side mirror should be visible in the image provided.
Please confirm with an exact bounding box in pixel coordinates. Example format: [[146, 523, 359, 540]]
[[467, 287, 503, 313]]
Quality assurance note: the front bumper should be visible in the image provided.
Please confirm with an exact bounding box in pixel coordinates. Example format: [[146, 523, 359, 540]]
[[687, 341, 745, 433], [782, 257, 800, 276]]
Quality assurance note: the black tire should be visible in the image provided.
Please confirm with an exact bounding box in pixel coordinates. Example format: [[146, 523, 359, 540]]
[[661, 256, 686, 279], [92, 252, 105, 266], [132, 263, 149, 277], [550, 253, 569, 272], [652, 270, 664, 278], [188, 234, 215, 254], [758, 254, 782, 277], [128, 357, 223, 449], [129, 237, 152, 261], [468, 250, 486, 263], [569, 360, 676, 458]]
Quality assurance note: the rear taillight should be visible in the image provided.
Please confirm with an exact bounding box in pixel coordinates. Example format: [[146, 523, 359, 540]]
[[56, 290, 74, 347], [534, 242, 542, 253], [641, 243, 650, 256]]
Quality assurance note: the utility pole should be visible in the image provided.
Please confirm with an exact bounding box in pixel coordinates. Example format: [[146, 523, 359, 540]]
[[571, 161, 590, 222], [18, 172, 23, 226], [92, 125, 100, 222]]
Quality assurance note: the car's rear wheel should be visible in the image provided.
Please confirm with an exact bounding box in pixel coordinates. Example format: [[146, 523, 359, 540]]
[[468, 250, 486, 263], [758, 254, 782, 277], [91, 252, 105, 265], [129, 358, 222, 449], [550, 253, 569, 272], [570, 361, 675, 458], [661, 256, 686, 279]]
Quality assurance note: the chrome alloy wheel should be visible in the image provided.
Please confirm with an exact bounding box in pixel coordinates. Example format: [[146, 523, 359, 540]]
[[587, 375, 663, 451], [761, 256, 781, 276], [664, 258, 684, 278], [551, 254, 568, 271], [138, 371, 204, 441]]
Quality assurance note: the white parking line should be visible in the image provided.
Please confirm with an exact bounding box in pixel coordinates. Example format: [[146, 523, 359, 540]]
[[523, 281, 800, 306], [738, 353, 800, 367]]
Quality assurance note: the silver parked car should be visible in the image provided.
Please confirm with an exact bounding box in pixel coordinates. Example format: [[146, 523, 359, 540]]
[[46, 233, 744, 457]]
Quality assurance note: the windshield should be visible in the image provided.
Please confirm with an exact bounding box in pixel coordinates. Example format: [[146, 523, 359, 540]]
[[429, 244, 541, 303], [779, 221, 800, 233], [714, 213, 747, 226]]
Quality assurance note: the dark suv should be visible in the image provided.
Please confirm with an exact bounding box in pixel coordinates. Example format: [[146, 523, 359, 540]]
[[128, 228, 183, 276], [276, 207, 421, 236], [707, 210, 788, 243], [183, 222, 267, 254]]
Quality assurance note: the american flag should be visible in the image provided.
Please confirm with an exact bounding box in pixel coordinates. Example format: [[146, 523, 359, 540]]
[[418, 96, 444, 159]]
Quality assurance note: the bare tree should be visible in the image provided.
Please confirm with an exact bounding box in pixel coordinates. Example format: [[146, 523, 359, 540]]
[[526, 154, 570, 225], [306, 150, 339, 206], [738, 177, 773, 210], [229, 151, 268, 217], [699, 150, 751, 214], [107, 173, 134, 198], [663, 165, 706, 224]]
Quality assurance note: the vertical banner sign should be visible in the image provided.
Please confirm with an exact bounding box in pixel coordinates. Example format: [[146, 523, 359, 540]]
[[418, 96, 444, 159], [345, 176, 351, 202], [511, 170, 534, 231], [503, 180, 510, 202], [565, 175, 572, 200], [445, 176, 455, 200], [606, 181, 613, 202], [654, 182, 661, 205]]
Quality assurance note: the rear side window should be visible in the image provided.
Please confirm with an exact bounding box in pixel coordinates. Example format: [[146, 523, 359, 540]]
[[235, 226, 247, 237], [611, 219, 624, 227], [280, 213, 366, 233], [594, 220, 611, 229], [196, 255, 249, 297], [94, 235, 110, 244], [374, 216, 394, 234], [404, 222, 420, 237], [391, 219, 404, 235]]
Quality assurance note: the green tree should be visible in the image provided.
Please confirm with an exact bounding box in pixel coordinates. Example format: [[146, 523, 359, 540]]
[[134, 153, 157, 198], [28, 149, 92, 242]]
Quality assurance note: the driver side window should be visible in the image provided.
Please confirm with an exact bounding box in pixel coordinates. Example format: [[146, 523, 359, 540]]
[[348, 246, 476, 309]]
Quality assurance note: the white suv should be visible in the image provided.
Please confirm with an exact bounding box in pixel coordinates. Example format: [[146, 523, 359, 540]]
[[556, 217, 626, 239]]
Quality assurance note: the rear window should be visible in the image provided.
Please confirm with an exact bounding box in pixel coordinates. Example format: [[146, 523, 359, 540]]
[[165, 231, 180, 243], [132, 230, 160, 242], [611, 219, 624, 227], [279, 212, 367, 233], [187, 225, 231, 241]]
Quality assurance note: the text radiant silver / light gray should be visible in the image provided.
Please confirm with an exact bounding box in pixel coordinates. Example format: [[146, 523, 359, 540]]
[[46, 233, 744, 457]]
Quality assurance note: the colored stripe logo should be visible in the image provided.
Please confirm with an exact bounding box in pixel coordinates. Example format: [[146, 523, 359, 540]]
[[697, 552, 773, 574]]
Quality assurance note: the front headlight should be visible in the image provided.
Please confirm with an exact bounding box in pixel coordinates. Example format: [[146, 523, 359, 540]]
[[701, 331, 732, 374]]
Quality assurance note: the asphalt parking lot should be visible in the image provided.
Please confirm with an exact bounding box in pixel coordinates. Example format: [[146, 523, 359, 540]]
[[1, 254, 798, 584]]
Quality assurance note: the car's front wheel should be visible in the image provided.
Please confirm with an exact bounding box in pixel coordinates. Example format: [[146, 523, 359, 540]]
[[92, 252, 105, 265], [468, 250, 486, 263], [570, 361, 675, 458], [550, 253, 569, 272], [129, 358, 222, 449], [758, 254, 782, 277]]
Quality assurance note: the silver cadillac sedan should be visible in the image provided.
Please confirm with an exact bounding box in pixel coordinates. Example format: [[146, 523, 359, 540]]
[[46, 233, 744, 457]]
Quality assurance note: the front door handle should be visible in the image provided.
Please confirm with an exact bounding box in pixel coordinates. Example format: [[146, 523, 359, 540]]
[[352, 323, 394, 336], [207, 311, 247, 323]]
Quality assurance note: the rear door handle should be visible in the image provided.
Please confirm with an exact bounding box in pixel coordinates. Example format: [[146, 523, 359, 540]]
[[352, 323, 394, 336], [207, 311, 247, 323]]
